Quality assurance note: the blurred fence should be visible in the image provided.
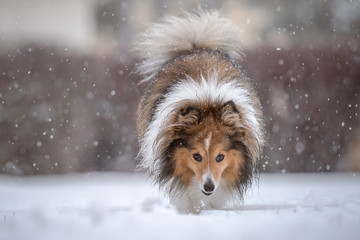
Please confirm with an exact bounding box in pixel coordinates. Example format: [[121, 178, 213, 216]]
[[0, 45, 141, 174], [1, 38, 359, 175], [243, 40, 360, 172]]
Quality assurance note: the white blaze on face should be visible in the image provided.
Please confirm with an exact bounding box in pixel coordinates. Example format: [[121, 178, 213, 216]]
[[202, 131, 216, 192], [204, 132, 212, 152], [201, 169, 216, 194], [202, 170, 214, 184], [201, 132, 216, 189]]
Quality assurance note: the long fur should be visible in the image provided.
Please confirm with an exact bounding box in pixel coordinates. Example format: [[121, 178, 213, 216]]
[[134, 10, 244, 83], [134, 10, 265, 212]]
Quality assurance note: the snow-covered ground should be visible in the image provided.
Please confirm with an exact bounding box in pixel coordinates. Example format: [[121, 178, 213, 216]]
[[0, 172, 359, 240]]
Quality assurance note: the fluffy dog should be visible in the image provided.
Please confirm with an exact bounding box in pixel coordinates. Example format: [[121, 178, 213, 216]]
[[134, 10, 265, 212]]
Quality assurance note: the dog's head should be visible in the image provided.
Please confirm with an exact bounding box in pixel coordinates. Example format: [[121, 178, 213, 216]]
[[166, 100, 256, 196]]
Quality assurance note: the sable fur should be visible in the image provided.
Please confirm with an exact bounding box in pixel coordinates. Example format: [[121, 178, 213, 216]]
[[134, 10, 265, 212]]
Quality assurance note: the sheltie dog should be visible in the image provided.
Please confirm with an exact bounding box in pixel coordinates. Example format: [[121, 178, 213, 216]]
[[134, 10, 265, 213]]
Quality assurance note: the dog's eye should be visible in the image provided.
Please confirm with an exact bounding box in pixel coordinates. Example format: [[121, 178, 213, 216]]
[[216, 154, 224, 162], [193, 153, 202, 162]]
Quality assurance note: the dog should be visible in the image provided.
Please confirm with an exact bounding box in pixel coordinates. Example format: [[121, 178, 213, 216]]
[[134, 10, 265, 213]]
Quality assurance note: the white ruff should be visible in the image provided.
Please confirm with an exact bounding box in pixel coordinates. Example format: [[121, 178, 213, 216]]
[[168, 177, 236, 213], [138, 71, 262, 174]]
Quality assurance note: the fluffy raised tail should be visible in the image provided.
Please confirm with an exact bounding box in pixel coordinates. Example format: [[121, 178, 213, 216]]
[[133, 10, 244, 83]]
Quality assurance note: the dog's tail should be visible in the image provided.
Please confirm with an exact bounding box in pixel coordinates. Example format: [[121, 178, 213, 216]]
[[133, 10, 244, 83]]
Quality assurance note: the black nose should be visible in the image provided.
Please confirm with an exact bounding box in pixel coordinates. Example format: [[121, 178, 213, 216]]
[[203, 183, 215, 192]]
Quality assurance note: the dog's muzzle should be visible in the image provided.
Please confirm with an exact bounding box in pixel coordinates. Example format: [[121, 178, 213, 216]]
[[202, 180, 215, 196]]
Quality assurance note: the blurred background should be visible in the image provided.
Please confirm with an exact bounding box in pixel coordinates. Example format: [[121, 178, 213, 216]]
[[0, 0, 359, 175]]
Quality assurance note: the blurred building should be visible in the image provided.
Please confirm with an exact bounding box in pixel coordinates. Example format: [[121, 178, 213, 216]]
[[2, 0, 360, 50]]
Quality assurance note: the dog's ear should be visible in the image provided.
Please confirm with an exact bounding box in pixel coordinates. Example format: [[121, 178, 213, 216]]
[[219, 101, 243, 129], [177, 105, 200, 126]]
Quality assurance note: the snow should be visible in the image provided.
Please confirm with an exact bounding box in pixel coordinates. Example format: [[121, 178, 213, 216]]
[[0, 172, 359, 240]]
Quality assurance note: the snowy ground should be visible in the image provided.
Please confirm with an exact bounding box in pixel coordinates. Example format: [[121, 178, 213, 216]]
[[0, 172, 359, 240]]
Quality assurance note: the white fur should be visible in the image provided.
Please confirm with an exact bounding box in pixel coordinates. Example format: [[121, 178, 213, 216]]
[[134, 10, 244, 83], [204, 132, 212, 152], [168, 177, 235, 213], [202, 170, 214, 184], [138, 71, 262, 173]]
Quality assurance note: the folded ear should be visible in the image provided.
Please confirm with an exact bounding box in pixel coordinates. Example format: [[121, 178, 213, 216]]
[[219, 101, 243, 129], [177, 105, 200, 126]]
